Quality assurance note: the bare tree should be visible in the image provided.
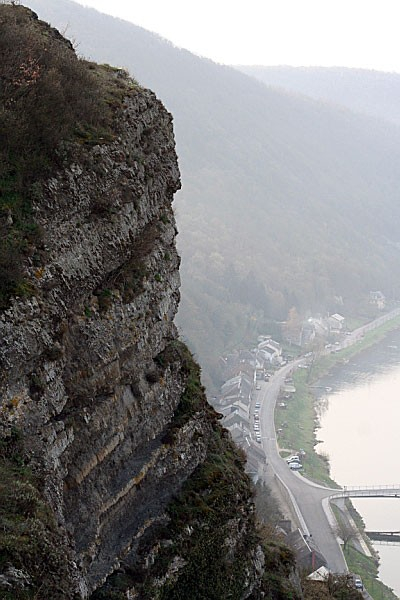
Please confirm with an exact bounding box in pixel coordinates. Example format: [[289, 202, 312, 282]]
[[334, 515, 358, 551]]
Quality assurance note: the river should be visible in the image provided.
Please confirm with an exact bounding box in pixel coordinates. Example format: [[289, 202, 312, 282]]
[[315, 327, 400, 598]]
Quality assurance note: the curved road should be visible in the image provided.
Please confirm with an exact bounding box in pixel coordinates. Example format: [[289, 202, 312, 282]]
[[252, 310, 400, 574], [257, 363, 348, 573]]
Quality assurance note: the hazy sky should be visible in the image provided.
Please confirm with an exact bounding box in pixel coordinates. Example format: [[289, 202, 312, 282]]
[[77, 0, 400, 72]]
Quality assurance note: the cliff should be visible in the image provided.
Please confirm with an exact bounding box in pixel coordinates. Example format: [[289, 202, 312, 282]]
[[0, 7, 299, 600]]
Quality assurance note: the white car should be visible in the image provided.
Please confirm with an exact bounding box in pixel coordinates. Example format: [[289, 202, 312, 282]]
[[353, 576, 363, 590], [286, 455, 300, 464]]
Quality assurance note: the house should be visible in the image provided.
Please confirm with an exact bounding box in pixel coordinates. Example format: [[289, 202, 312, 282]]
[[258, 338, 281, 353], [222, 409, 249, 431], [308, 317, 329, 337], [219, 376, 242, 406], [228, 362, 256, 386], [222, 401, 249, 422], [256, 339, 282, 365], [238, 350, 256, 365], [219, 372, 253, 411], [307, 566, 330, 582], [370, 290, 386, 310], [244, 441, 266, 483], [328, 313, 345, 332], [286, 529, 327, 573]]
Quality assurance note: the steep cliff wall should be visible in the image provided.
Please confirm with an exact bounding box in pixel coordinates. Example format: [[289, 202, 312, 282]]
[[0, 7, 299, 600]]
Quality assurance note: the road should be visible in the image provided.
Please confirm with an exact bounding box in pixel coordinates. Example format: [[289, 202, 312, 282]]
[[250, 309, 400, 575], [255, 363, 348, 573]]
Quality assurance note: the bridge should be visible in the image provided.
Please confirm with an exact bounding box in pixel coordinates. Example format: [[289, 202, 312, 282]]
[[365, 531, 400, 544], [329, 484, 400, 500]]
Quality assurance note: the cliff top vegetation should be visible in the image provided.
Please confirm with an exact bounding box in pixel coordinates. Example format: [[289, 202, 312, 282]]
[[0, 4, 137, 309]]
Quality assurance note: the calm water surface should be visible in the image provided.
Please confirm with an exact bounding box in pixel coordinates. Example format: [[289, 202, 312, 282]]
[[315, 328, 400, 597]]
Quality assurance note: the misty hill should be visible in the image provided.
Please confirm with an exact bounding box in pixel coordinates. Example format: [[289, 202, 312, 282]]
[[236, 65, 400, 126], [24, 0, 400, 391]]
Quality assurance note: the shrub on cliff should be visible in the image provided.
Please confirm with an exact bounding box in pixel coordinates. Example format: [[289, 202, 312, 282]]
[[0, 4, 111, 308], [0, 429, 75, 599], [0, 5, 105, 180]]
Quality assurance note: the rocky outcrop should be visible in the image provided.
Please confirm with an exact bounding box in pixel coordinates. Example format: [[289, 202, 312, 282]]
[[0, 8, 300, 600], [0, 67, 197, 593]]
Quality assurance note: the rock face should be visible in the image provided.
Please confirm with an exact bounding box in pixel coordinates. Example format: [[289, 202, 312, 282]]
[[0, 9, 300, 600], [0, 77, 190, 592]]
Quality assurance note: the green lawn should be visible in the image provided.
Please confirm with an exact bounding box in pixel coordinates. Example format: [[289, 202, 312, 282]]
[[275, 369, 338, 487], [344, 546, 398, 600]]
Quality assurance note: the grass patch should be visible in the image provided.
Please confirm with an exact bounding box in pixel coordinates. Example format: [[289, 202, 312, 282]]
[[344, 546, 397, 600], [275, 369, 338, 487], [345, 316, 370, 331], [0, 429, 73, 599], [159, 341, 214, 445]]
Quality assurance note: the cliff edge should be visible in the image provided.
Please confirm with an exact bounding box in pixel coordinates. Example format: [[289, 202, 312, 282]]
[[0, 6, 299, 600]]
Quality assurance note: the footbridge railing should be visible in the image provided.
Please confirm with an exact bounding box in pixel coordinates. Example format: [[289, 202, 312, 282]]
[[329, 485, 400, 499]]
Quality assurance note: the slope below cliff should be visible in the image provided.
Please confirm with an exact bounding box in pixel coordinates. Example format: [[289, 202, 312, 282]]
[[0, 7, 299, 599]]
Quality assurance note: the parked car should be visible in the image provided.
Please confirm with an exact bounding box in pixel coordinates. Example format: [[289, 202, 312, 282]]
[[353, 577, 363, 590], [256, 384, 261, 390], [286, 455, 300, 463], [289, 462, 302, 470], [255, 402, 261, 409]]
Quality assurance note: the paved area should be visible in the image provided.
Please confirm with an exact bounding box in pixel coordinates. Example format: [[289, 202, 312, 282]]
[[255, 363, 348, 573]]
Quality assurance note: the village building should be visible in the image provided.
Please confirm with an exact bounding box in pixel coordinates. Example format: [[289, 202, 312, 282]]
[[369, 290, 386, 310], [327, 313, 345, 332]]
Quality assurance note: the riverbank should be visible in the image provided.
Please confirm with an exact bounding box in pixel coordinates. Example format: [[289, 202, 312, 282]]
[[308, 312, 400, 383], [274, 312, 400, 599], [276, 311, 400, 475]]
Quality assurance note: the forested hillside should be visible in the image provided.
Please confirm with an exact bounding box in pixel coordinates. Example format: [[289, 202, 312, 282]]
[[25, 0, 400, 392], [236, 65, 400, 126]]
